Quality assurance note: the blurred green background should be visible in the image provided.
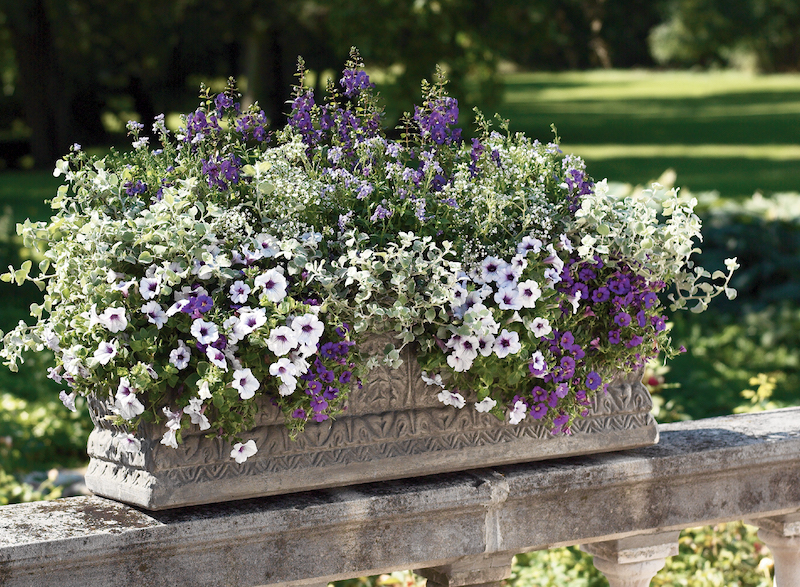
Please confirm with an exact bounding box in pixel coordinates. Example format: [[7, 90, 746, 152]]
[[1, 1, 799, 585]]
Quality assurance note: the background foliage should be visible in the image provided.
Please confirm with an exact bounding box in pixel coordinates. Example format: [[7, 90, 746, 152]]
[[0, 0, 798, 583]]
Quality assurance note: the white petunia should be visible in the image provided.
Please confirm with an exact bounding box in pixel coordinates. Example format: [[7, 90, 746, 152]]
[[291, 313, 324, 348], [93, 339, 118, 365], [118, 433, 141, 453], [517, 235, 543, 256], [234, 308, 267, 338], [480, 256, 507, 284], [559, 233, 574, 253], [59, 390, 77, 412], [475, 397, 497, 413], [191, 319, 219, 345], [269, 358, 298, 387], [206, 346, 228, 370], [197, 380, 212, 400], [530, 350, 547, 375], [165, 298, 190, 317], [452, 335, 480, 363], [517, 280, 542, 308], [421, 371, 445, 388], [437, 389, 466, 409], [494, 286, 523, 311], [477, 334, 496, 357], [509, 400, 527, 425], [141, 301, 168, 329], [183, 397, 210, 430], [496, 264, 522, 289], [254, 269, 287, 303], [254, 233, 279, 257], [161, 428, 178, 449], [568, 289, 583, 315], [138, 276, 161, 300], [232, 368, 260, 400], [98, 307, 128, 333], [266, 325, 298, 356], [530, 317, 552, 338], [114, 377, 144, 420], [494, 329, 522, 358], [229, 280, 251, 304], [169, 340, 190, 370], [231, 439, 258, 463]]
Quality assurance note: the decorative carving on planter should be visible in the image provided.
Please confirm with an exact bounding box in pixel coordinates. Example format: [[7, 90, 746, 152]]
[[85, 342, 657, 510]]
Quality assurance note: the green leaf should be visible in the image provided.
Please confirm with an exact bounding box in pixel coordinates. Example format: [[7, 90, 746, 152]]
[[138, 251, 154, 264], [14, 260, 32, 285]]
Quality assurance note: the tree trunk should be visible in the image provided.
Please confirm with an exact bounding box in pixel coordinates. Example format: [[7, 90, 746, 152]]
[[4, 0, 73, 168]]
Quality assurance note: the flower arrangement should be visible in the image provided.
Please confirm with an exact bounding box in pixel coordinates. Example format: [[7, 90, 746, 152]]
[[1, 49, 737, 463]]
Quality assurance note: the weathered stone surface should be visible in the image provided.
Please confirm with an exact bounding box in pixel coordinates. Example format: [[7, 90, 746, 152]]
[[85, 340, 657, 510], [3, 408, 799, 587]]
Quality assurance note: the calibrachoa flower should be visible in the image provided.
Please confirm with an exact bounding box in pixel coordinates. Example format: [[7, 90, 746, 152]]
[[0, 49, 738, 459]]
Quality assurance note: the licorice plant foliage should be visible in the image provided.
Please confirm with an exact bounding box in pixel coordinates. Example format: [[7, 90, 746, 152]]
[[0, 49, 737, 463]]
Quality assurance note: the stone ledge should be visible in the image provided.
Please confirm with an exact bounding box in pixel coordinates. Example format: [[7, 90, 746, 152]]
[[2, 408, 800, 587]]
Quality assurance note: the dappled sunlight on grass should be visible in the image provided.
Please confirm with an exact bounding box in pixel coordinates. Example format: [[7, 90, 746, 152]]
[[492, 70, 800, 197]]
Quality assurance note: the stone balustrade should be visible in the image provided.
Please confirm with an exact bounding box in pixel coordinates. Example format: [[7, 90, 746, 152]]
[[2, 407, 800, 587]]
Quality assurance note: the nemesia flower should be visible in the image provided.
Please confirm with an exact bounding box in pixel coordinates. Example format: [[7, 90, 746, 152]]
[[231, 439, 258, 463]]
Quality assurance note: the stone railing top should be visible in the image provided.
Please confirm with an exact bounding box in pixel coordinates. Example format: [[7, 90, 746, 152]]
[[2, 407, 800, 587]]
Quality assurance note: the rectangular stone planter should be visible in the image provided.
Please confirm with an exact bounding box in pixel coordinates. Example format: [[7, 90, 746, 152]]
[[84, 340, 658, 510]]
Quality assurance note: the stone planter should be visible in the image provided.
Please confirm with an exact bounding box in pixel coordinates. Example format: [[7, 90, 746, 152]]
[[84, 338, 658, 510]]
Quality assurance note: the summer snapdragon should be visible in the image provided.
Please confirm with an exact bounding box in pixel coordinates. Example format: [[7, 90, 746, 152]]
[[0, 49, 737, 462]]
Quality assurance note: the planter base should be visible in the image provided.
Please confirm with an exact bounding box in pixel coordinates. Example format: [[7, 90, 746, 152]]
[[85, 343, 657, 510]]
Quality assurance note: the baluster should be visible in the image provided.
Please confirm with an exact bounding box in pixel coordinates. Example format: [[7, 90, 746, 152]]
[[581, 531, 680, 587], [416, 552, 515, 587], [747, 513, 800, 587]]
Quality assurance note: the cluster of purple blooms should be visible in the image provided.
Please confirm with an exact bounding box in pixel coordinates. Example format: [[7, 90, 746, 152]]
[[294, 326, 357, 422], [201, 154, 242, 191]]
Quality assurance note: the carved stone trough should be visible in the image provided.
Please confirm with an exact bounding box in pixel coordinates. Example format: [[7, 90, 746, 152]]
[[84, 339, 658, 510]]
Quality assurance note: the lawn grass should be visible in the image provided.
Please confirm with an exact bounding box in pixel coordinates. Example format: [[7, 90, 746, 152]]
[[494, 69, 800, 197]]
